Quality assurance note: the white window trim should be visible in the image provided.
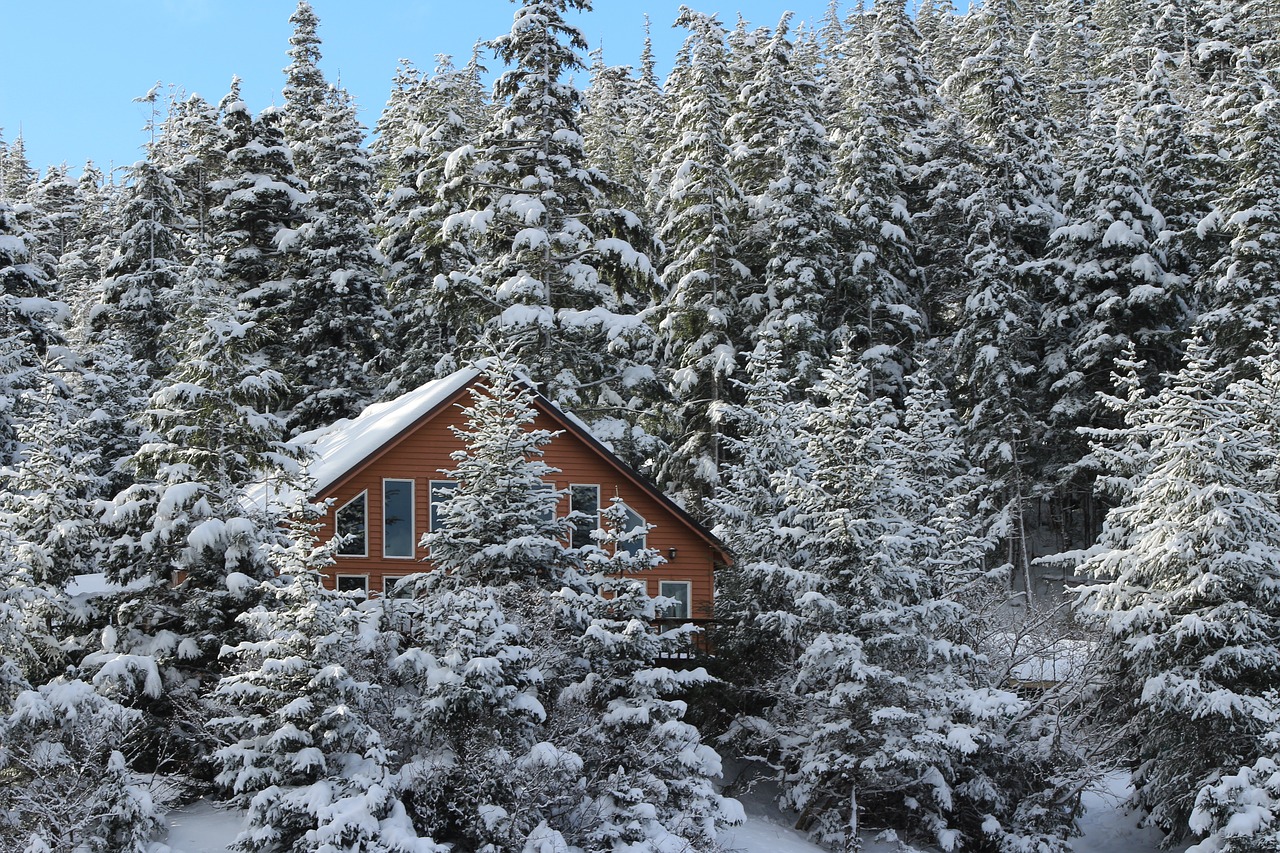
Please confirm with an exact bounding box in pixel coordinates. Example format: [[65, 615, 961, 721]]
[[335, 490, 368, 558], [569, 483, 600, 547], [336, 573, 369, 593], [382, 478, 416, 559], [658, 580, 692, 620], [429, 480, 456, 532]]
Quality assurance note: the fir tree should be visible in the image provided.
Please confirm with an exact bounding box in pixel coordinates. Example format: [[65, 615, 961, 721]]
[[285, 84, 392, 432], [1079, 338, 1280, 846], [439, 0, 658, 423], [653, 8, 750, 506]]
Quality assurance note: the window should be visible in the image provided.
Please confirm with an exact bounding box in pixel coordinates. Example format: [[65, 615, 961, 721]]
[[658, 581, 691, 619], [618, 503, 647, 557], [429, 481, 456, 531], [335, 491, 367, 557], [570, 485, 600, 548], [535, 482, 557, 525], [383, 576, 412, 599], [337, 574, 368, 594], [383, 479, 415, 558]]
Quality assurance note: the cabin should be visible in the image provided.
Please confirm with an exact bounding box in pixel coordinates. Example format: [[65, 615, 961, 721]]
[[293, 367, 729, 627]]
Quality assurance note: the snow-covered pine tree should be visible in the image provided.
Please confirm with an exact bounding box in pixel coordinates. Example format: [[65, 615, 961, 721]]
[[1039, 111, 1187, 532], [285, 83, 392, 433], [153, 91, 228, 253], [544, 496, 742, 852], [211, 95, 309, 376], [418, 359, 573, 588], [766, 344, 1077, 852], [830, 31, 925, 394], [90, 156, 185, 378], [213, 501, 436, 853], [653, 8, 750, 507], [92, 266, 302, 750], [706, 332, 823, 689], [279, 0, 326, 186], [438, 0, 658, 426], [1197, 48, 1280, 373], [1079, 336, 1280, 846], [729, 15, 837, 381], [377, 54, 488, 394], [0, 678, 163, 852], [0, 199, 65, 472]]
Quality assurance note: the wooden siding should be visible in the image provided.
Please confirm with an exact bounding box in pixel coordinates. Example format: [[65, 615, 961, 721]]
[[315, 388, 717, 618]]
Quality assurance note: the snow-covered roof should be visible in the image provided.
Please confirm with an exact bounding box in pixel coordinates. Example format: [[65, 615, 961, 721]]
[[299, 367, 480, 495]]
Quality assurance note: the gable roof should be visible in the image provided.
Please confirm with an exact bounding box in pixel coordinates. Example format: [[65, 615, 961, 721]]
[[295, 367, 479, 495], [293, 366, 730, 565]]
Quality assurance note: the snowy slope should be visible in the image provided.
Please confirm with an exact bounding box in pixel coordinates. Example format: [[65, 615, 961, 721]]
[[155, 774, 1186, 853]]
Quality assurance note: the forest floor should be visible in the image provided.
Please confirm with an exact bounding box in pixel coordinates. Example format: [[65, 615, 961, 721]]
[[152, 771, 1188, 853]]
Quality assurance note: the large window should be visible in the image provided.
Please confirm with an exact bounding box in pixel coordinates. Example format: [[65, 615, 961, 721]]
[[618, 503, 647, 557], [658, 580, 691, 619], [569, 484, 599, 548], [335, 491, 367, 557], [429, 480, 456, 532], [383, 479, 415, 558]]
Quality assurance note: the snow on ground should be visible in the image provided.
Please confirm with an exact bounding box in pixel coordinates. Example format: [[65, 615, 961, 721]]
[[155, 772, 1185, 853], [1072, 772, 1188, 853], [151, 799, 243, 853]]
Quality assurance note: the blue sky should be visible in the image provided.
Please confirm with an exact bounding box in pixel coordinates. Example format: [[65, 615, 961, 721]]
[[0, 0, 840, 177]]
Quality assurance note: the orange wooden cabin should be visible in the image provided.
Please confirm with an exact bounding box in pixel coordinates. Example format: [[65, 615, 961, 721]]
[[294, 367, 729, 625]]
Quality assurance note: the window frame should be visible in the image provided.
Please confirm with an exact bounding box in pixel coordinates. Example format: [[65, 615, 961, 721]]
[[658, 580, 692, 620], [569, 484, 601, 548], [382, 575, 411, 599], [618, 502, 647, 557], [429, 480, 456, 532], [336, 573, 369, 594], [334, 490, 368, 558], [382, 478, 416, 559]]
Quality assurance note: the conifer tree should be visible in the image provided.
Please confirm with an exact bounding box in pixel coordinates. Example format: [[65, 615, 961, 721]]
[[1198, 49, 1280, 372], [93, 269, 302, 747], [280, 0, 327, 185], [439, 0, 658, 424], [653, 8, 749, 505], [285, 84, 391, 432], [1039, 115, 1187, 513], [377, 55, 488, 393], [1079, 338, 1280, 846], [213, 506, 432, 853], [91, 158, 185, 377]]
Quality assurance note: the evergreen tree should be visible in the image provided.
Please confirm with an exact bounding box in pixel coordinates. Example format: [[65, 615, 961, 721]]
[[1079, 338, 1280, 846], [419, 360, 574, 588], [213, 506, 433, 853], [280, 0, 327, 185], [1039, 113, 1187, 521], [211, 97, 309, 374], [1198, 49, 1280, 371], [653, 8, 750, 506], [285, 84, 392, 432], [93, 271, 302, 753], [90, 157, 185, 377], [439, 0, 658, 424], [377, 55, 488, 393]]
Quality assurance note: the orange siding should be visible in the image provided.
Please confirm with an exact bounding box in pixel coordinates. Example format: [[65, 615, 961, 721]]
[[316, 390, 717, 617]]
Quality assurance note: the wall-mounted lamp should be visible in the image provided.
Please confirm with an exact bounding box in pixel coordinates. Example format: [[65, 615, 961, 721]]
[[667, 547, 678, 561]]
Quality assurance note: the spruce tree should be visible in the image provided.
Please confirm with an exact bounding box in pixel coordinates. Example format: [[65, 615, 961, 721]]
[[285, 84, 391, 432], [1079, 338, 1280, 846], [653, 8, 750, 506], [439, 0, 658, 424]]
